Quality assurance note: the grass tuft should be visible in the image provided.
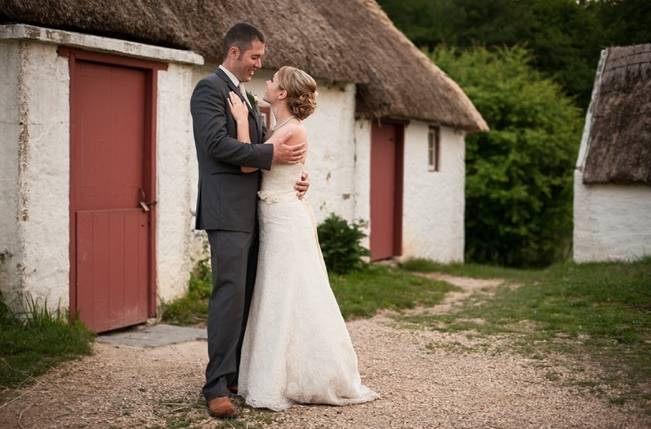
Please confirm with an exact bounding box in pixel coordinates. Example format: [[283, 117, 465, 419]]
[[161, 259, 212, 326], [0, 293, 94, 391]]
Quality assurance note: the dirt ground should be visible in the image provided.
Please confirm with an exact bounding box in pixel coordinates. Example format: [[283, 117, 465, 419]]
[[1, 275, 649, 429]]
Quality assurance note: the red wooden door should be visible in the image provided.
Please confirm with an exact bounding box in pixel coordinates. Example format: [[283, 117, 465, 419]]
[[69, 56, 155, 333], [370, 122, 404, 261]]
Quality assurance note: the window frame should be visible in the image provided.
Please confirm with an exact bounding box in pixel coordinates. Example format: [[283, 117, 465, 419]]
[[428, 125, 441, 172]]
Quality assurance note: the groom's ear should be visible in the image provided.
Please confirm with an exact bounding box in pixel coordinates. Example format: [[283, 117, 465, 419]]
[[226, 45, 240, 60]]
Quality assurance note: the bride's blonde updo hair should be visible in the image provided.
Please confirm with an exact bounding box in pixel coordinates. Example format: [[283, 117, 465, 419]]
[[277, 66, 318, 120]]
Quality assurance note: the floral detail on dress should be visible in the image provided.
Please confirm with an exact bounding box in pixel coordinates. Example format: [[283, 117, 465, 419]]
[[257, 190, 279, 203]]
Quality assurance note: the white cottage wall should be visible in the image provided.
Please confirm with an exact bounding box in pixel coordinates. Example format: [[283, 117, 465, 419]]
[[19, 42, 71, 308], [0, 40, 71, 310], [0, 40, 23, 307], [353, 120, 372, 249], [156, 63, 206, 303], [402, 122, 465, 262], [302, 82, 357, 223], [573, 174, 651, 262]]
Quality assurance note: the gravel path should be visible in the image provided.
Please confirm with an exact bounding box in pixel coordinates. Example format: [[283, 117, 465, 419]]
[[1, 276, 648, 428]]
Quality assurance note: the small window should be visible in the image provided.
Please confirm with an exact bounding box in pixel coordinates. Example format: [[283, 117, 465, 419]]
[[428, 126, 440, 172]]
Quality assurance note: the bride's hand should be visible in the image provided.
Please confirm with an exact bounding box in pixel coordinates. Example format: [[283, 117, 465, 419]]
[[227, 91, 249, 124], [295, 170, 310, 199]]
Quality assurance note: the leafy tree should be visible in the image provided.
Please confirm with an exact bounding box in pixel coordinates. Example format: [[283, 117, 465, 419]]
[[430, 46, 582, 266], [378, 0, 649, 109], [594, 0, 651, 46]]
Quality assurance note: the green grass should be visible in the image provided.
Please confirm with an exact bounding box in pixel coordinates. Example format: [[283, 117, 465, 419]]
[[399, 257, 539, 281], [162, 261, 455, 325], [0, 294, 94, 393], [161, 259, 212, 326], [400, 257, 651, 406], [330, 265, 456, 319]]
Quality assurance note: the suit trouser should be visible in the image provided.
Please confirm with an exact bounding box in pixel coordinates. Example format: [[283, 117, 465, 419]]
[[203, 227, 259, 401]]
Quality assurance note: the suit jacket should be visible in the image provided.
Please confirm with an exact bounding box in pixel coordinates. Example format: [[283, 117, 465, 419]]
[[191, 68, 273, 232]]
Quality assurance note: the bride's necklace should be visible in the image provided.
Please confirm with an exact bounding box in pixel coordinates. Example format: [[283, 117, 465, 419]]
[[271, 115, 297, 131]]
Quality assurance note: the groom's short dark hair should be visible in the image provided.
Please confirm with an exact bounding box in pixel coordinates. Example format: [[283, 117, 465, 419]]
[[223, 23, 265, 59]]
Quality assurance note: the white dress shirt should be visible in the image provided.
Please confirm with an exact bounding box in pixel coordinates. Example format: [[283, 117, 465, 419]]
[[219, 65, 252, 109]]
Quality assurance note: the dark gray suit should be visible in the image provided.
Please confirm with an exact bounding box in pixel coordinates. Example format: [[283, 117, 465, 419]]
[[190, 68, 273, 401]]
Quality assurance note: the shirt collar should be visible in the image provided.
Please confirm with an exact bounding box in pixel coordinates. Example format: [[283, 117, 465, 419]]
[[219, 65, 240, 88]]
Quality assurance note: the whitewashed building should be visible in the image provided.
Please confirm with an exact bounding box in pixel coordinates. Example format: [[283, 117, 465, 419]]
[[0, 0, 487, 331], [574, 44, 651, 262]]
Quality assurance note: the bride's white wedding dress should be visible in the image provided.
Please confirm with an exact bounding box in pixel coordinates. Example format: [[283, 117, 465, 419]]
[[238, 162, 378, 411]]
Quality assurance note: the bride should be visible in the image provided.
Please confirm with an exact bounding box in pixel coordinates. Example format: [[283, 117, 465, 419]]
[[226, 66, 378, 411]]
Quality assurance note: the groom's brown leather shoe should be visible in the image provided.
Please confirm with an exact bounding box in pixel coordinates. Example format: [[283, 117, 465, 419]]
[[207, 396, 237, 418], [227, 384, 238, 395]]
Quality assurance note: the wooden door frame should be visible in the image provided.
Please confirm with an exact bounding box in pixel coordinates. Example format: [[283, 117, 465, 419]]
[[59, 47, 167, 321], [370, 119, 406, 259]]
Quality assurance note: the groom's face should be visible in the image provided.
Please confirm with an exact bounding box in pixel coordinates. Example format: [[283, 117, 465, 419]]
[[233, 39, 265, 82]]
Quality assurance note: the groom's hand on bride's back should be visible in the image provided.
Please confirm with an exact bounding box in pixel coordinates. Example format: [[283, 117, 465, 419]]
[[270, 131, 306, 164]]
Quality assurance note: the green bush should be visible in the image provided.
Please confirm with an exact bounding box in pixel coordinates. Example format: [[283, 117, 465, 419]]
[[317, 214, 370, 274], [430, 46, 582, 267]]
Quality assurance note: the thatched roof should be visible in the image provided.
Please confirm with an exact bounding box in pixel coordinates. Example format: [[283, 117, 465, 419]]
[[0, 0, 487, 132], [582, 44, 651, 185]]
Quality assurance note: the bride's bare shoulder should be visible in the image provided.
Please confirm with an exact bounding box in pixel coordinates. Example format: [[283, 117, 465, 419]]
[[282, 123, 307, 146]]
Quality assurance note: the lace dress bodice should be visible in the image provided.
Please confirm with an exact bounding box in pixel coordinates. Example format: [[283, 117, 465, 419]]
[[257, 163, 304, 203]]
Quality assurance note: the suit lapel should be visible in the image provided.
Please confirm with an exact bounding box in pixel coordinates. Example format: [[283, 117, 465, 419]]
[[215, 68, 239, 93], [215, 68, 262, 142], [245, 92, 262, 140]]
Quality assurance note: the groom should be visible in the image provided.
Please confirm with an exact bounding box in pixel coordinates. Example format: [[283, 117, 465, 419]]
[[190, 22, 308, 418]]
